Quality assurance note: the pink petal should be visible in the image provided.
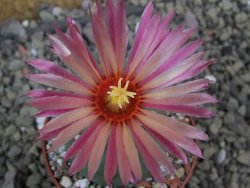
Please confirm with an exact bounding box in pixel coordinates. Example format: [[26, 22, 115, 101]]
[[38, 107, 93, 134], [68, 121, 103, 175], [53, 24, 101, 81], [137, 39, 203, 83], [127, 1, 153, 67], [104, 125, 118, 185], [28, 96, 91, 109], [26, 59, 90, 89], [26, 74, 92, 95], [127, 12, 162, 77], [91, 3, 118, 77], [48, 115, 97, 152], [25, 89, 88, 99], [123, 123, 142, 181], [142, 110, 209, 140], [144, 127, 188, 163], [64, 120, 102, 161], [143, 103, 214, 118], [36, 125, 68, 141], [49, 34, 98, 85], [35, 109, 73, 117], [116, 125, 131, 185], [66, 17, 103, 78], [145, 93, 217, 106], [142, 51, 204, 90], [180, 139, 203, 158], [88, 124, 111, 180], [137, 114, 204, 158], [129, 125, 165, 183], [144, 79, 211, 99], [107, 0, 128, 76], [131, 120, 175, 175], [162, 59, 216, 88]]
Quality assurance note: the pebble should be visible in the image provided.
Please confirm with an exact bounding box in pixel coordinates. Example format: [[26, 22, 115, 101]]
[[221, 0, 233, 10], [204, 147, 218, 159], [1, 96, 12, 108], [60, 176, 73, 188], [209, 122, 220, 135], [52, 7, 63, 16], [209, 168, 218, 181], [152, 183, 168, 188], [2, 163, 16, 188], [9, 59, 23, 71], [7, 145, 21, 159], [227, 97, 239, 112], [74, 179, 89, 188], [39, 10, 55, 22], [26, 173, 42, 187], [235, 12, 247, 25], [175, 167, 185, 179], [217, 149, 226, 164], [0, 20, 27, 41], [237, 152, 250, 166], [238, 105, 246, 116], [31, 31, 45, 49]]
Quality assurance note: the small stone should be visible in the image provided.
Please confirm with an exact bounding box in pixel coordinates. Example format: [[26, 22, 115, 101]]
[[205, 75, 216, 83], [39, 11, 55, 22], [0, 20, 27, 41], [237, 152, 250, 166], [238, 105, 246, 116], [6, 90, 16, 101], [209, 123, 220, 135], [60, 176, 72, 188], [224, 112, 235, 126], [69, 9, 85, 19], [230, 182, 239, 188], [152, 183, 167, 188], [22, 20, 29, 27], [220, 27, 232, 41], [235, 12, 247, 24], [13, 131, 21, 142], [29, 20, 38, 29], [74, 179, 89, 188], [222, 0, 233, 10], [227, 97, 239, 112], [8, 59, 23, 71], [176, 167, 185, 179], [7, 145, 21, 158], [217, 149, 226, 164], [204, 147, 217, 159], [52, 7, 63, 16], [31, 31, 45, 49], [198, 161, 210, 171], [26, 173, 42, 187], [206, 7, 217, 20], [210, 168, 218, 181], [2, 163, 16, 188], [1, 96, 12, 108]]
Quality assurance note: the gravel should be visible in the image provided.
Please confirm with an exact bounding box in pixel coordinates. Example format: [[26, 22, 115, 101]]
[[0, 0, 249, 188]]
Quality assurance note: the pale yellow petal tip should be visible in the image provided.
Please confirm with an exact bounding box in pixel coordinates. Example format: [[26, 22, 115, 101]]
[[107, 78, 136, 109]]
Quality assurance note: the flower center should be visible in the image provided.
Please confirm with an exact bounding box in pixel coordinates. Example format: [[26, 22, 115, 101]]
[[94, 77, 141, 122], [107, 78, 136, 109]]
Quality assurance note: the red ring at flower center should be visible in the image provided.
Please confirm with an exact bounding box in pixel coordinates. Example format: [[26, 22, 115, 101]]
[[94, 77, 141, 123]]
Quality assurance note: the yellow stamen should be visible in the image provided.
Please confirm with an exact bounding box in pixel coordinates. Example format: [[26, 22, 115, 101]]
[[107, 78, 136, 109]]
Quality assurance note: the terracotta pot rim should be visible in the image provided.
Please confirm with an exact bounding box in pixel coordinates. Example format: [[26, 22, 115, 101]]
[[41, 117, 198, 188]]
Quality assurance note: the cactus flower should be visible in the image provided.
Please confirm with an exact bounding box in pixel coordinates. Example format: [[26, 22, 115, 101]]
[[26, 0, 216, 185]]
